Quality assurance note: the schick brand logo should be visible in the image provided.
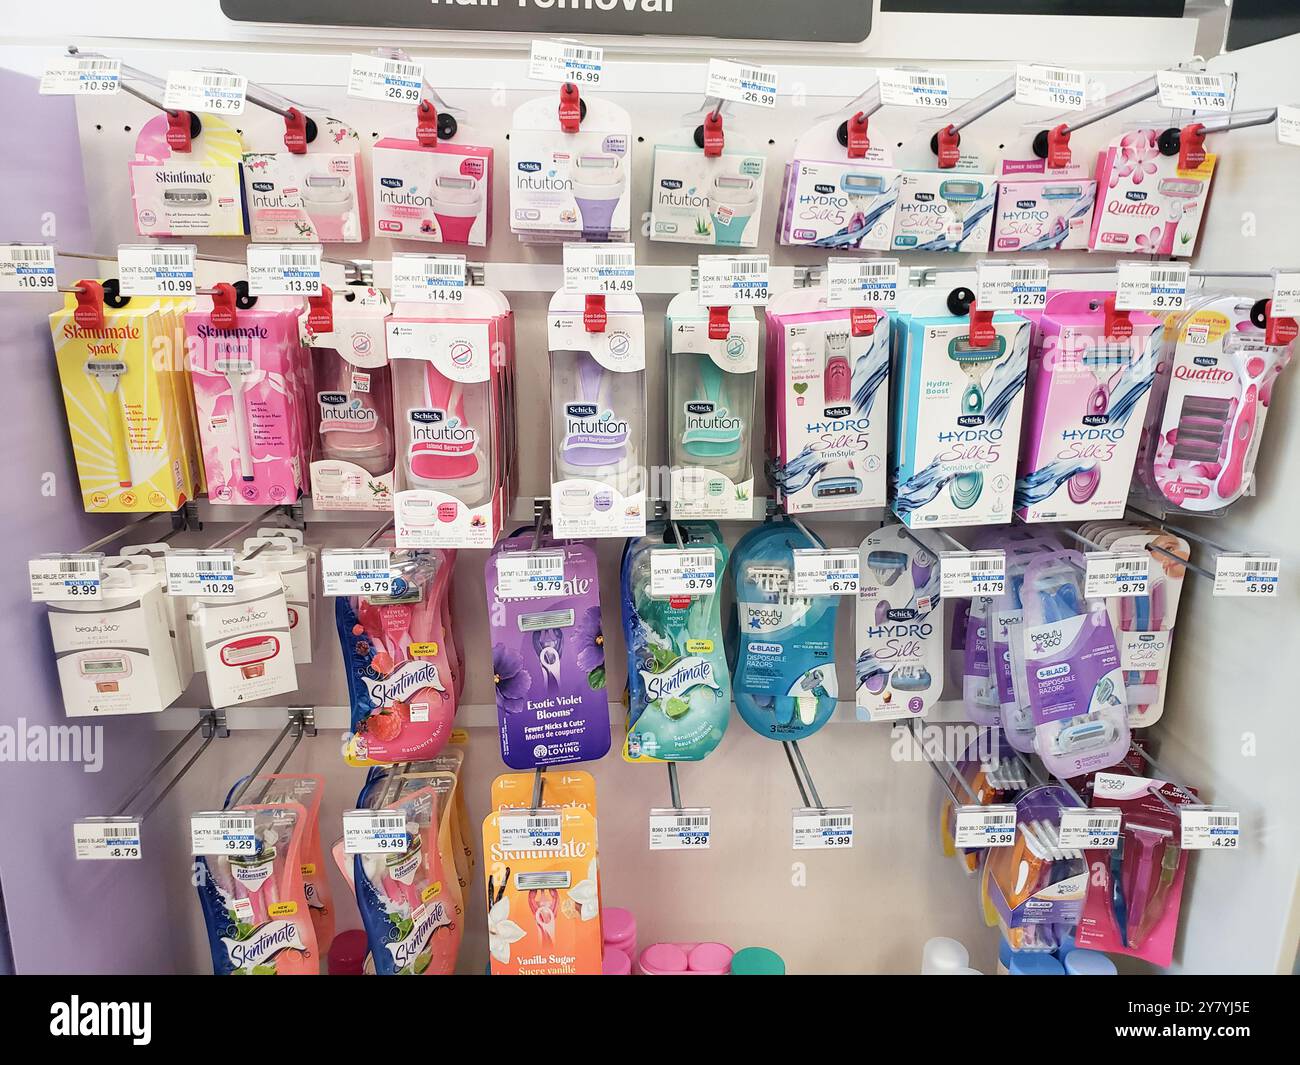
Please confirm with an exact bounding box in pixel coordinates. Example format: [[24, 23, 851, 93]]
[[517, 161, 543, 173], [1016, 199, 1040, 210], [565, 406, 628, 438], [223, 920, 306, 970], [640, 656, 721, 702], [365, 660, 445, 704], [660, 178, 683, 190], [251, 181, 275, 192], [823, 404, 851, 419], [955, 414, 988, 428], [813, 183, 838, 195], [1193, 355, 1218, 367], [386, 901, 449, 970], [380, 177, 403, 188], [887, 608, 918, 622]]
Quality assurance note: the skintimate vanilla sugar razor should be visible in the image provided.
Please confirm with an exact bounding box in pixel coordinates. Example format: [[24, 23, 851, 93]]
[[1021, 550, 1130, 777], [667, 293, 758, 520], [549, 292, 646, 538], [650, 122, 766, 247], [855, 525, 944, 721]]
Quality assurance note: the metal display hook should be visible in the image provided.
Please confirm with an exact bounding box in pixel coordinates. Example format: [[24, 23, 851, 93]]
[[929, 74, 1016, 166], [1031, 73, 1160, 159], [784, 741, 826, 812], [107, 711, 223, 824], [225, 709, 317, 809], [375, 46, 465, 141]]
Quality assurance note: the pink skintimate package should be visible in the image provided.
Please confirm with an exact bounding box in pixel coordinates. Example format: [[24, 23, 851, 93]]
[[992, 160, 1095, 252], [371, 138, 492, 246]]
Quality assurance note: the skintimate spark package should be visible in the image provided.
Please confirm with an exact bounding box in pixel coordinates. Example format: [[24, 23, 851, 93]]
[[651, 124, 766, 246], [855, 525, 944, 721], [727, 520, 839, 740], [244, 118, 366, 243], [621, 523, 731, 763], [485, 533, 611, 769], [129, 112, 246, 236]]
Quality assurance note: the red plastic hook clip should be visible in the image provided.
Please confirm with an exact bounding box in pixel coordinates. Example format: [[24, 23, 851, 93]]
[[967, 301, 996, 349], [707, 305, 730, 341], [1046, 123, 1072, 169], [283, 106, 309, 154], [851, 306, 879, 338], [416, 99, 440, 148], [73, 280, 105, 330], [846, 111, 870, 159], [702, 110, 724, 158], [1102, 295, 1133, 341], [166, 109, 193, 153], [1179, 122, 1208, 170], [559, 83, 582, 134], [936, 124, 961, 170], [1264, 299, 1299, 347], [210, 282, 240, 330], [306, 285, 334, 335], [583, 293, 607, 333]]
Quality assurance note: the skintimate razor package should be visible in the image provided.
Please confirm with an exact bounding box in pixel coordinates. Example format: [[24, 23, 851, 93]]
[[621, 523, 731, 763], [486, 534, 611, 769], [765, 287, 891, 514], [244, 118, 366, 243], [1022, 550, 1130, 778], [1137, 296, 1294, 514], [991, 160, 1096, 252], [371, 136, 492, 246], [855, 524, 944, 721], [651, 125, 766, 246], [727, 520, 839, 740], [509, 91, 631, 243], [892, 311, 1030, 527], [549, 292, 646, 538], [777, 117, 900, 249], [1016, 292, 1162, 522], [890, 170, 994, 253], [666, 294, 758, 520], [129, 112, 246, 236]]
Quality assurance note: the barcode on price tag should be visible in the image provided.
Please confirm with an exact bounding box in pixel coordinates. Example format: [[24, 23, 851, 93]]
[[40, 57, 121, 96], [1115, 261, 1189, 312], [73, 820, 142, 860], [164, 70, 248, 115], [792, 807, 854, 850], [191, 813, 257, 855], [1084, 552, 1150, 599], [530, 39, 603, 86], [322, 550, 392, 597], [1157, 70, 1235, 112], [1271, 270, 1300, 317], [0, 244, 56, 292], [348, 54, 424, 104], [826, 258, 900, 307], [29, 555, 102, 602], [499, 809, 563, 851], [1058, 807, 1122, 850], [391, 254, 467, 303], [650, 550, 717, 596], [1015, 64, 1086, 110], [877, 68, 950, 109], [705, 59, 778, 109], [953, 805, 1017, 848], [1279, 105, 1300, 147], [496, 551, 567, 599], [976, 260, 1050, 311], [792, 550, 860, 596], [698, 255, 770, 306], [1181, 808, 1240, 850], [165, 551, 236, 597], [1213, 555, 1280, 597], [649, 808, 712, 850], [343, 810, 409, 853], [563, 243, 636, 295], [247, 245, 322, 296], [940, 551, 1006, 597], [117, 244, 197, 296]]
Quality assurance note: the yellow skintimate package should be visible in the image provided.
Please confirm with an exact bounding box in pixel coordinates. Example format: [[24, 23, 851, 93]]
[[491, 769, 597, 817]]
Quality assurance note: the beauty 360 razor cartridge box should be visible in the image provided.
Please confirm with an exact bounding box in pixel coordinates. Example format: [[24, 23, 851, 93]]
[[371, 138, 492, 246], [195, 574, 298, 708], [890, 170, 995, 253], [244, 119, 367, 243]]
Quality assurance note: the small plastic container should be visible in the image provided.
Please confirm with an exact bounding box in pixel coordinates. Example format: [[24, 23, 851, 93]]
[[602, 907, 637, 960], [1063, 950, 1118, 975], [1010, 952, 1066, 976], [921, 937, 970, 974], [730, 946, 786, 975], [602, 949, 633, 976]]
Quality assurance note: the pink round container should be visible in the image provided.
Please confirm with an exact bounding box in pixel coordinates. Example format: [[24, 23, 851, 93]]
[[686, 942, 734, 975], [602, 949, 633, 975], [638, 943, 689, 975], [602, 907, 637, 959]]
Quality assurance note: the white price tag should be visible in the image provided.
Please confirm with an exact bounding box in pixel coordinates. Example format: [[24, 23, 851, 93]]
[[40, 57, 121, 96], [499, 809, 563, 852], [976, 260, 1049, 311], [164, 69, 247, 115], [704, 59, 778, 108], [165, 551, 236, 597], [792, 807, 854, 850], [247, 244, 322, 296], [391, 254, 467, 303], [649, 808, 712, 850], [1014, 64, 1086, 110], [940, 551, 1006, 598], [1115, 261, 1189, 312], [117, 244, 197, 296], [1057, 807, 1122, 850], [1157, 70, 1235, 112], [697, 255, 770, 306], [529, 39, 603, 86], [562, 242, 636, 295], [322, 550, 392, 597], [877, 67, 950, 109], [792, 550, 860, 596], [650, 550, 717, 596], [73, 820, 142, 860], [1271, 270, 1300, 318], [953, 804, 1017, 848], [496, 551, 567, 599], [347, 53, 424, 104], [1181, 808, 1240, 850], [1213, 554, 1280, 597], [826, 258, 900, 307], [1084, 552, 1150, 599], [29, 555, 102, 602], [190, 813, 257, 855], [0, 244, 56, 292], [343, 810, 409, 854], [1278, 105, 1300, 147]]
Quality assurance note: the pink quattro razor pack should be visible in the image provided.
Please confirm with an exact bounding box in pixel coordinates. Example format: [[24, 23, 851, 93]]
[[244, 117, 366, 243], [129, 112, 247, 236], [372, 136, 492, 245], [388, 288, 510, 548], [1016, 292, 1163, 522], [992, 160, 1096, 252]]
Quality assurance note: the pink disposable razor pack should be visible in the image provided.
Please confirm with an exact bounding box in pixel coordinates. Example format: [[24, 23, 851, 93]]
[[992, 159, 1096, 252], [244, 117, 367, 243], [371, 137, 493, 246]]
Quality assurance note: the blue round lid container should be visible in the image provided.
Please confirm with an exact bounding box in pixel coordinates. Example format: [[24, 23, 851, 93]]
[[1063, 950, 1117, 975], [1054, 928, 1077, 959], [998, 936, 1013, 970], [1009, 952, 1066, 976]]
